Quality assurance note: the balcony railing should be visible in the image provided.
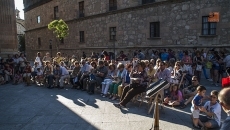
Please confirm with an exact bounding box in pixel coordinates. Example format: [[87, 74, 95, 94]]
[[109, 6, 117, 11], [142, 0, 155, 4], [79, 10, 85, 18]]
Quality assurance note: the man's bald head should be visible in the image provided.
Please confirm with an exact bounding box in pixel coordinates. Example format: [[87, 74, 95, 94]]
[[218, 88, 230, 109]]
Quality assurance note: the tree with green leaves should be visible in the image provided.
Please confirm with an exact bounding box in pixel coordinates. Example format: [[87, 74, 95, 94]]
[[48, 19, 69, 51]]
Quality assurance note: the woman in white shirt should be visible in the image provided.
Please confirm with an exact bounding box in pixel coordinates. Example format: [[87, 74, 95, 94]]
[[199, 90, 221, 129], [34, 52, 42, 67], [19, 53, 27, 73]]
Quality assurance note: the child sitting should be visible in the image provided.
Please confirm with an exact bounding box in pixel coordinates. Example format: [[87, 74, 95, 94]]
[[36, 68, 43, 85], [0, 75, 5, 85], [23, 62, 32, 86], [191, 85, 206, 129], [164, 84, 183, 107], [13, 71, 22, 85], [4, 63, 13, 84]]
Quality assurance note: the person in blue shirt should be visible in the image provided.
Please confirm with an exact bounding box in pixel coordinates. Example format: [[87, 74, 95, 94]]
[[137, 50, 145, 60], [218, 88, 230, 130], [191, 85, 206, 129], [161, 49, 169, 61]]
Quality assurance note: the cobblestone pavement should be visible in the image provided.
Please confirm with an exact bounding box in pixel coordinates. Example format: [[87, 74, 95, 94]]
[[0, 74, 226, 130]]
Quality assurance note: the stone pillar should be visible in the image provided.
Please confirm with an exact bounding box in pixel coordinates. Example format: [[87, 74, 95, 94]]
[[0, 0, 18, 57]]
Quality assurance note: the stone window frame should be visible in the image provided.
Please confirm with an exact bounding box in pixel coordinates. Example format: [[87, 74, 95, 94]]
[[142, 0, 155, 5], [54, 6, 59, 20], [202, 16, 217, 36], [79, 1, 84, 18], [109, 0, 117, 11], [38, 37, 41, 46], [150, 22, 160, 38], [37, 15, 40, 23], [79, 31, 85, 42], [109, 27, 116, 41]]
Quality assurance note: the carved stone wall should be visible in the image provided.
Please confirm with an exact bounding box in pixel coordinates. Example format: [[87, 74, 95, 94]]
[[24, 0, 230, 60]]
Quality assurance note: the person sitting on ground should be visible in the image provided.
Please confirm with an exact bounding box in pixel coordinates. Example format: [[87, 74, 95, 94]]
[[36, 68, 43, 85], [0, 75, 5, 85], [23, 62, 32, 86], [12, 70, 22, 85], [101, 63, 116, 97], [181, 76, 200, 109], [199, 90, 221, 130], [88, 61, 108, 94], [109, 63, 126, 100], [114, 61, 148, 108], [218, 87, 230, 130], [164, 84, 184, 107], [191, 85, 206, 129]]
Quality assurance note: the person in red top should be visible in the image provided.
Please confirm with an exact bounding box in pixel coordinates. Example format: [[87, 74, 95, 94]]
[[102, 51, 110, 61], [23, 62, 32, 86], [116, 51, 127, 61]]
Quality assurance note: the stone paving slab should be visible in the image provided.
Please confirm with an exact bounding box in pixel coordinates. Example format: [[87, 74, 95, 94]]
[[0, 76, 227, 130]]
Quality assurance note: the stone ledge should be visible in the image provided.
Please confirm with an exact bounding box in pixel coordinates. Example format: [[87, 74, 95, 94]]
[[199, 35, 218, 37], [147, 37, 162, 40]]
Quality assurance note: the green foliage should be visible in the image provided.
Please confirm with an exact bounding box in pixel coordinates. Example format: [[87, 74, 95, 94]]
[[48, 19, 69, 40]]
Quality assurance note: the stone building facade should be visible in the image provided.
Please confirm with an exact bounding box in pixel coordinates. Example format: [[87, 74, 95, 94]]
[[0, 0, 18, 56], [24, 0, 230, 60]]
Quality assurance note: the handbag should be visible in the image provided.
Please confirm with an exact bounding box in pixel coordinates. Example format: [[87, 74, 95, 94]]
[[196, 64, 202, 71], [206, 62, 212, 69], [222, 76, 230, 88]]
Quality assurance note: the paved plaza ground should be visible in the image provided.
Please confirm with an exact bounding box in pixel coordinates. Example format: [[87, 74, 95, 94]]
[[0, 75, 227, 130]]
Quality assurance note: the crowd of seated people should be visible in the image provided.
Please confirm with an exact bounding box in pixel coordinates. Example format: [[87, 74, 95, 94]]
[[0, 48, 229, 130]]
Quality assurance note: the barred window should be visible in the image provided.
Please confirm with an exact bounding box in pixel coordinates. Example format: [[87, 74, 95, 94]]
[[110, 27, 116, 40], [109, 0, 117, 11], [202, 16, 217, 35], [54, 6, 59, 19], [80, 31, 84, 42], [79, 1, 84, 17], [150, 22, 160, 38], [37, 16, 40, 23], [38, 37, 41, 46]]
